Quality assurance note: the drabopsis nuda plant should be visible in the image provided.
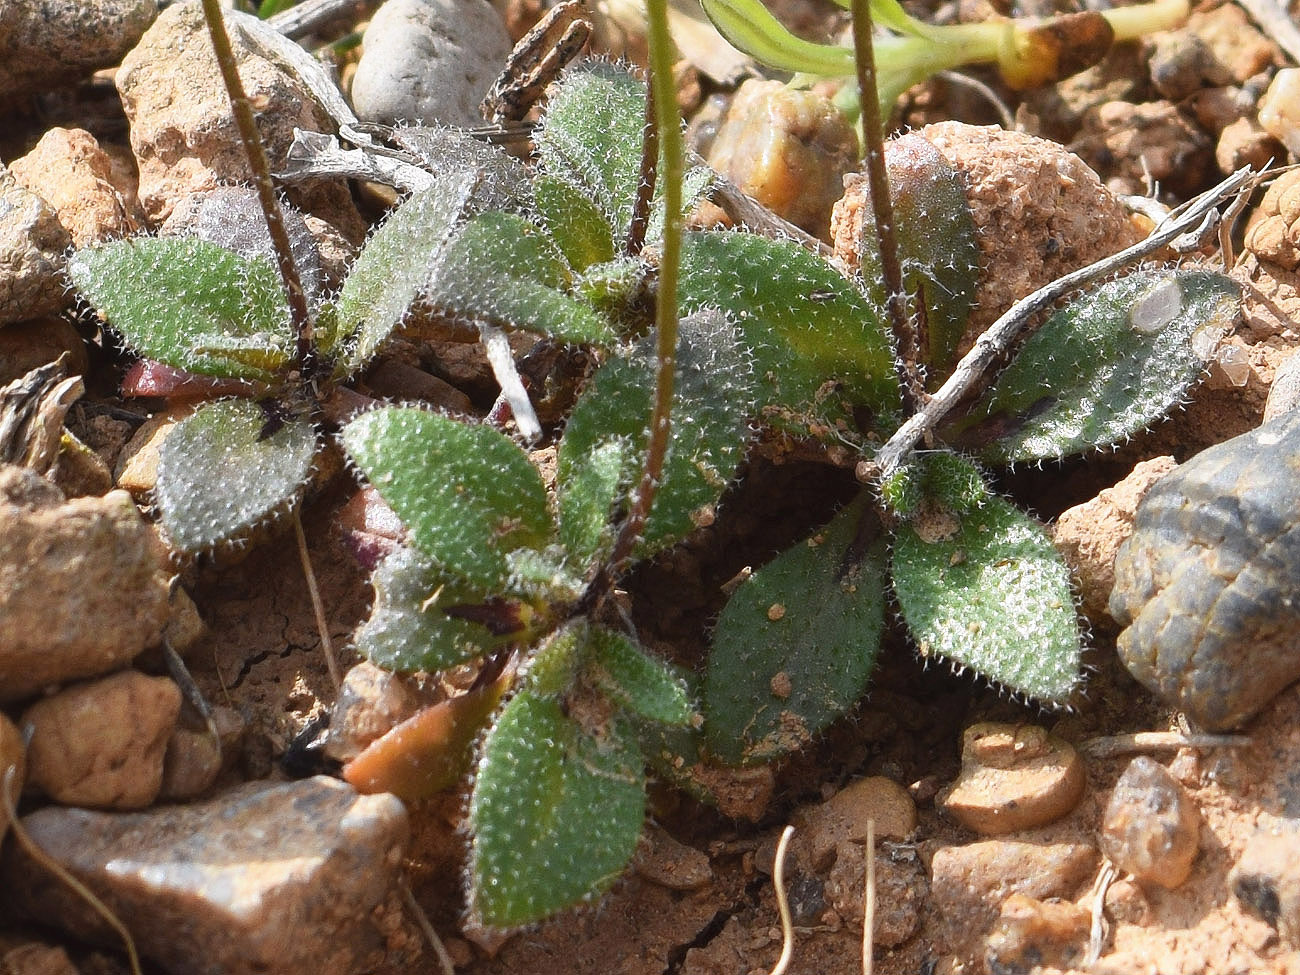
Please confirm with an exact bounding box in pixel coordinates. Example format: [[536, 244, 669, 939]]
[[66, 0, 1247, 932]]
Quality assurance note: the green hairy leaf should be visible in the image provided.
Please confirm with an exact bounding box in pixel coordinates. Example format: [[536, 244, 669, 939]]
[[341, 407, 554, 589], [678, 231, 900, 436], [533, 173, 617, 272], [557, 308, 756, 556], [698, 0, 855, 75], [704, 494, 888, 765], [587, 626, 695, 726], [891, 458, 1081, 701], [953, 269, 1242, 463], [354, 547, 514, 673], [427, 212, 617, 344], [154, 399, 317, 552], [557, 438, 631, 567], [69, 237, 292, 382], [336, 170, 477, 371], [469, 689, 645, 928]]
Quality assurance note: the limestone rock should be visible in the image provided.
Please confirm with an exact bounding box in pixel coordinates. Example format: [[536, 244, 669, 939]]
[[9, 128, 146, 248], [0, 169, 72, 325], [1, 777, 408, 975], [794, 775, 917, 869], [826, 841, 925, 946], [0, 0, 158, 106], [0, 467, 171, 702], [940, 722, 1087, 836], [1259, 68, 1300, 160], [984, 893, 1091, 974], [350, 0, 512, 129], [116, 1, 363, 237], [1100, 756, 1201, 889], [23, 671, 181, 809]]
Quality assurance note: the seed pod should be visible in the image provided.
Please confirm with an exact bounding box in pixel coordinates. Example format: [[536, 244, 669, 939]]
[[1110, 410, 1300, 730]]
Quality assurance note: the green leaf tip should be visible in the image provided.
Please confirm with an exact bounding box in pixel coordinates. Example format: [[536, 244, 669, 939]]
[[469, 689, 645, 928], [154, 398, 317, 553], [954, 269, 1241, 463], [69, 237, 292, 382], [704, 494, 888, 765], [340, 407, 554, 590]]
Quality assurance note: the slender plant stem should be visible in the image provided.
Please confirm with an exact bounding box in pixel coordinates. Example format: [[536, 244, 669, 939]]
[[864, 166, 1256, 482], [200, 0, 316, 369], [605, 0, 682, 573], [850, 0, 921, 414], [768, 825, 796, 975], [293, 508, 340, 688], [625, 83, 659, 257]]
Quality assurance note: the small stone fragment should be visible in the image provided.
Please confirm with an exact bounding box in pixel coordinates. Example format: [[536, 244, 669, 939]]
[[1230, 819, 1300, 946], [1100, 756, 1200, 889], [1, 942, 79, 975], [795, 775, 917, 868], [9, 128, 146, 247], [23, 671, 181, 809], [158, 725, 222, 802], [0, 318, 88, 389], [826, 841, 925, 946], [1147, 5, 1276, 100], [1053, 456, 1179, 625], [0, 0, 158, 106], [929, 840, 1098, 959], [940, 722, 1086, 835], [0, 168, 73, 325], [0, 467, 171, 702], [0, 712, 25, 844], [325, 660, 428, 763], [984, 893, 1091, 975], [634, 826, 713, 891], [113, 404, 195, 498], [351, 0, 512, 129], [1259, 68, 1300, 159], [706, 79, 859, 240], [1266, 348, 1300, 422], [1245, 168, 1300, 272], [1071, 100, 1215, 198], [1, 777, 408, 975]]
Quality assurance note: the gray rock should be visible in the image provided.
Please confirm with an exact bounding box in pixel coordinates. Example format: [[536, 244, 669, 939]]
[[351, 0, 511, 129], [0, 0, 158, 106], [1, 777, 409, 975], [1100, 756, 1201, 889], [1230, 819, 1300, 947], [1265, 348, 1300, 422], [0, 466, 171, 702], [1, 169, 72, 325]]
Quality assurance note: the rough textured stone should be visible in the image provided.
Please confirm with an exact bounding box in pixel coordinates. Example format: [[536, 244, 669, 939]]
[[116, 2, 363, 237], [940, 722, 1087, 836], [0, 168, 72, 325], [1100, 756, 1201, 889], [351, 0, 512, 129], [0, 713, 25, 845], [0, 0, 158, 105], [1, 777, 408, 975], [984, 893, 1091, 974], [0, 467, 171, 702], [929, 840, 1098, 959], [9, 128, 146, 248], [1230, 819, 1300, 947], [0, 319, 89, 390], [23, 671, 181, 809], [1259, 68, 1300, 160], [325, 660, 427, 763], [795, 775, 917, 869], [634, 826, 713, 891], [826, 841, 925, 946], [1071, 100, 1215, 198]]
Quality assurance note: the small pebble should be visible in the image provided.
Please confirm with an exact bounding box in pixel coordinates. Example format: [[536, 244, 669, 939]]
[[1259, 68, 1300, 159], [1230, 819, 1300, 947], [940, 722, 1086, 835], [984, 893, 1091, 975], [325, 661, 429, 763], [351, 0, 512, 129], [0, 168, 72, 326], [0, 713, 25, 843], [1, 777, 408, 975], [1100, 756, 1200, 889], [825, 840, 924, 946], [23, 670, 181, 809], [929, 840, 1098, 960], [0, 467, 171, 702], [0, 318, 88, 390], [795, 775, 917, 869], [634, 826, 713, 891], [1071, 100, 1214, 198], [1265, 349, 1300, 422]]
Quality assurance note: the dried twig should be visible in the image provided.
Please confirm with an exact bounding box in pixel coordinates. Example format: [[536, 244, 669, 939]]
[[1079, 730, 1251, 759], [267, 0, 382, 41], [1085, 859, 1119, 966], [399, 880, 456, 975], [768, 826, 797, 975], [293, 508, 341, 688], [862, 820, 875, 975]]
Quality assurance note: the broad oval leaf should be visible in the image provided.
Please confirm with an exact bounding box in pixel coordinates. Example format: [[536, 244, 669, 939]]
[[951, 269, 1241, 463], [556, 308, 756, 556], [704, 494, 888, 765], [354, 547, 514, 673], [678, 231, 900, 437], [469, 690, 645, 928], [587, 625, 695, 726], [892, 485, 1082, 703], [428, 212, 617, 344], [340, 407, 554, 589], [69, 238, 292, 382], [154, 399, 317, 552], [337, 170, 477, 371]]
